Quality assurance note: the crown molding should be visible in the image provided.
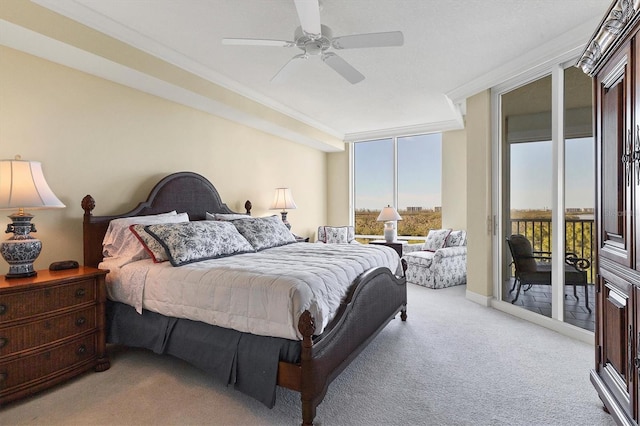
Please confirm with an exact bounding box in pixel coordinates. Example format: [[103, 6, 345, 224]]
[[344, 117, 463, 142], [0, 19, 344, 152], [446, 17, 601, 106], [31, 0, 343, 141], [578, 0, 640, 76]]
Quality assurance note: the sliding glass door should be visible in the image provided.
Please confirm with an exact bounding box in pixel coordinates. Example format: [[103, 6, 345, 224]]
[[494, 63, 593, 332], [500, 75, 555, 316]]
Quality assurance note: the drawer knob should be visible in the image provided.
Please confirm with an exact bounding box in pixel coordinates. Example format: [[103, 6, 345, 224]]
[[75, 317, 87, 326], [0, 337, 7, 349], [75, 288, 86, 298], [0, 304, 6, 315], [76, 344, 87, 355]]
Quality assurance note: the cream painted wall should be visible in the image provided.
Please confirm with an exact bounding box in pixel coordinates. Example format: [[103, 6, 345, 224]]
[[0, 46, 326, 271], [442, 129, 467, 230], [327, 148, 351, 227], [465, 90, 493, 299]]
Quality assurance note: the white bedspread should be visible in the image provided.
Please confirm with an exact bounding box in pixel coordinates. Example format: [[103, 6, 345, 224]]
[[100, 243, 401, 340]]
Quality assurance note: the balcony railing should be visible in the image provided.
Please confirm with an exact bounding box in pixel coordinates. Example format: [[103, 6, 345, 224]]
[[510, 218, 595, 283]]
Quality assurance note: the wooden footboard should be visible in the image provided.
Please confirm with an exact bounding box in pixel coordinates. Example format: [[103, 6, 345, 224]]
[[279, 267, 407, 426]]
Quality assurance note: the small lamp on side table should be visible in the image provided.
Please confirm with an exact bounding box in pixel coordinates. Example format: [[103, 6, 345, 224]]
[[270, 187, 297, 229], [0, 156, 65, 278], [377, 205, 402, 243]]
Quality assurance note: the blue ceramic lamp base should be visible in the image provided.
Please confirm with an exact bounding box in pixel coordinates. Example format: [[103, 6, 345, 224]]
[[1, 213, 41, 278]]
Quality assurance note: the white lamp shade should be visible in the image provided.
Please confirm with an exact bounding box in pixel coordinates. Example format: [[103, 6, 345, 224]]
[[270, 188, 297, 210], [376, 205, 402, 222], [0, 159, 65, 210]]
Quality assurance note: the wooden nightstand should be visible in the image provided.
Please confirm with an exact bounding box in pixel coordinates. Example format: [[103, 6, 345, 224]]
[[0, 267, 110, 405], [369, 240, 408, 257]]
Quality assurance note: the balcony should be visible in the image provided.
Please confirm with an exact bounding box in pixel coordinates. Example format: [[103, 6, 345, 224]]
[[508, 217, 595, 331]]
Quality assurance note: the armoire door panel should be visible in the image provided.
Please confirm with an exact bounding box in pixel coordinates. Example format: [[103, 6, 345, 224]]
[[598, 45, 632, 268], [603, 281, 630, 381]]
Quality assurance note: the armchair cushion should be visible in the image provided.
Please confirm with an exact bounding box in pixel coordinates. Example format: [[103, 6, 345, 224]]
[[403, 243, 425, 253], [317, 226, 355, 244], [423, 229, 452, 251]]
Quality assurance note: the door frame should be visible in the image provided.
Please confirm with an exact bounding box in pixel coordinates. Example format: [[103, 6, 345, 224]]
[[490, 58, 594, 344]]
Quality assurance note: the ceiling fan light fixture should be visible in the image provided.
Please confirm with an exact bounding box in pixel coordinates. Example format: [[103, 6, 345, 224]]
[[223, 0, 403, 84]]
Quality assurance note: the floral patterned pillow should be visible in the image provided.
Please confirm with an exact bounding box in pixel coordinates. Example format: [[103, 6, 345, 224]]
[[231, 215, 296, 251], [129, 224, 170, 262], [317, 226, 355, 243], [144, 221, 254, 266], [445, 230, 467, 247], [324, 226, 348, 244], [423, 229, 452, 252]]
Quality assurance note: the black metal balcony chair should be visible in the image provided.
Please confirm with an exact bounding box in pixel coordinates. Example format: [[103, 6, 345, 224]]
[[506, 234, 591, 313]]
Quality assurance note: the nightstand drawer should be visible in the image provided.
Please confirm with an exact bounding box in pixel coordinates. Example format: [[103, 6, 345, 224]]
[[0, 306, 96, 358], [0, 279, 96, 323], [0, 334, 96, 393]]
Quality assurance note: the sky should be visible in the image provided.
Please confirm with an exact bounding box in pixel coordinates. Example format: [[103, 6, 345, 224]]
[[510, 137, 594, 210], [354, 134, 594, 212], [354, 133, 442, 210]]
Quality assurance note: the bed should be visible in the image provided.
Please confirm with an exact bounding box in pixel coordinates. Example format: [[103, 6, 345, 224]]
[[82, 171, 407, 426]]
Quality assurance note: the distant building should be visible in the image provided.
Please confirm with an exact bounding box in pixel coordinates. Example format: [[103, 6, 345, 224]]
[[566, 207, 595, 214], [406, 206, 423, 212], [434, 206, 442, 212]]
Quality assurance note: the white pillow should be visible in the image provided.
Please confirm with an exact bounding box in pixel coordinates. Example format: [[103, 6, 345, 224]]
[[205, 212, 251, 221], [102, 211, 188, 262]]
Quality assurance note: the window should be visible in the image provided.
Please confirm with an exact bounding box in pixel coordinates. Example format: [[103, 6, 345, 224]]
[[353, 133, 442, 241]]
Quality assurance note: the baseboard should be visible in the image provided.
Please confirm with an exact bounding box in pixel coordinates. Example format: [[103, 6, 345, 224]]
[[465, 289, 491, 306], [491, 299, 595, 345]]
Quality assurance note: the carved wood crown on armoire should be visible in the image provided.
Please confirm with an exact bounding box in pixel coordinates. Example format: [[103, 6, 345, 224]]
[[579, 0, 640, 424]]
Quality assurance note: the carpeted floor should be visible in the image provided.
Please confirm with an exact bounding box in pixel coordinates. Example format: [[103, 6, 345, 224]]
[[1, 284, 615, 425]]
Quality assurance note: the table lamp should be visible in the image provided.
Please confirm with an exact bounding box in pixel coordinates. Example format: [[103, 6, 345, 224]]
[[270, 188, 297, 229], [0, 157, 65, 278], [377, 205, 402, 242]]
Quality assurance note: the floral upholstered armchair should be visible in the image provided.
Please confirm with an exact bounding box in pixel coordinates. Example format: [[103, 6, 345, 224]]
[[316, 226, 360, 244], [402, 229, 467, 289]]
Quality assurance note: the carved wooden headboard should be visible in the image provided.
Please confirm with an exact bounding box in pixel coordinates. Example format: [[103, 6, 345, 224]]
[[82, 171, 251, 267]]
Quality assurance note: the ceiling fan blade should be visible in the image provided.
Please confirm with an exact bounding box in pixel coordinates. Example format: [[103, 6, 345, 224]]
[[332, 31, 404, 49], [222, 38, 294, 47], [294, 0, 321, 36], [322, 53, 364, 84], [271, 54, 307, 83]]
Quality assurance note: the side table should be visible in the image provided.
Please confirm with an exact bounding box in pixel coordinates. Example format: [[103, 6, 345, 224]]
[[369, 240, 408, 257], [0, 267, 110, 405]]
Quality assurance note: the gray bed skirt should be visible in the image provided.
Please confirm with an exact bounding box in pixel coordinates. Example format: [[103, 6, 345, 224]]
[[106, 301, 301, 407]]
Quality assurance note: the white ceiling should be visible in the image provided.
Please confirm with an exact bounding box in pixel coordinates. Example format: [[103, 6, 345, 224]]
[[22, 0, 611, 143]]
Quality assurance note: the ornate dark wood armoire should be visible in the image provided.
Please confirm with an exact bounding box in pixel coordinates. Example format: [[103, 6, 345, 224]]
[[579, 1, 640, 424]]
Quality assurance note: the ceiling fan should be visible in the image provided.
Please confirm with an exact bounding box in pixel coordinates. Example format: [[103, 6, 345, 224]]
[[222, 0, 404, 84]]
